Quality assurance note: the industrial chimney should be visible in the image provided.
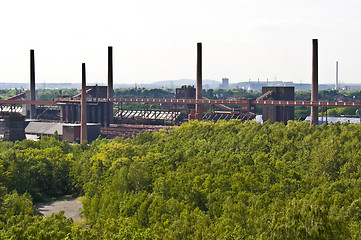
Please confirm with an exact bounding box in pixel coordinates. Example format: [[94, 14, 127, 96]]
[[30, 49, 36, 119], [195, 42, 202, 119], [311, 39, 319, 126], [107, 46, 113, 99], [107, 46, 113, 125], [81, 63, 87, 143], [336, 61, 339, 90]]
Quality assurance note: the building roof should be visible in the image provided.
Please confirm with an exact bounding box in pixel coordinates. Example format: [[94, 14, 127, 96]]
[[25, 122, 64, 135]]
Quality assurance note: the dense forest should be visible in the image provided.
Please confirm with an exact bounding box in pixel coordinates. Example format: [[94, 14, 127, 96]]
[[1, 120, 361, 238]]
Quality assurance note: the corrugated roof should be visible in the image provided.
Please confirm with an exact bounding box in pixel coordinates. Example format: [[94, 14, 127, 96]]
[[0, 106, 23, 113], [25, 122, 64, 135], [115, 110, 181, 120]]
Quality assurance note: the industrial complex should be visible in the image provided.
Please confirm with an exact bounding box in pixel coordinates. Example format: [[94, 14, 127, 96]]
[[0, 40, 360, 143]]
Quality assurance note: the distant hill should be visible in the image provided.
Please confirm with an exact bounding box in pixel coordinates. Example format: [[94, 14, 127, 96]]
[[0, 79, 222, 90]]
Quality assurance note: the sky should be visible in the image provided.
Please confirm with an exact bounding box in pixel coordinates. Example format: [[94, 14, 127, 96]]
[[1, 0, 361, 86]]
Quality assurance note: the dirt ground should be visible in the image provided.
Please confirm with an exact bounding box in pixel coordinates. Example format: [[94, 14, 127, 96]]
[[36, 195, 83, 221]]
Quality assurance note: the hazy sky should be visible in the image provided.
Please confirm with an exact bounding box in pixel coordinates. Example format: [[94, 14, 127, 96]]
[[1, 0, 361, 86]]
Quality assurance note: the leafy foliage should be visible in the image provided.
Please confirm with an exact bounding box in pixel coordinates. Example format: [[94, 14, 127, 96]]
[[2, 121, 361, 238], [73, 120, 361, 238]]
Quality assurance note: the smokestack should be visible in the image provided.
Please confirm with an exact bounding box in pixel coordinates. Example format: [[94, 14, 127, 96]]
[[336, 61, 339, 90], [30, 49, 36, 119], [107, 46, 113, 125], [107, 46, 113, 99], [311, 39, 319, 126], [81, 63, 87, 143], [196, 42, 202, 117]]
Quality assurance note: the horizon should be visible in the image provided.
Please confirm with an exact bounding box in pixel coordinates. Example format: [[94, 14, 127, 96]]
[[0, 79, 358, 91]]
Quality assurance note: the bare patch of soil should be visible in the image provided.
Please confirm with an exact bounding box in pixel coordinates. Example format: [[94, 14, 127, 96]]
[[36, 195, 83, 221]]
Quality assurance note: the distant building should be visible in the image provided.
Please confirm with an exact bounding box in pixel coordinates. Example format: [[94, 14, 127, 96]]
[[262, 86, 294, 124], [175, 85, 196, 110], [176, 85, 196, 99], [220, 78, 229, 89]]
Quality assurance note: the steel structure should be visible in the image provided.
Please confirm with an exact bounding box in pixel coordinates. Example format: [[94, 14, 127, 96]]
[[1, 98, 360, 108]]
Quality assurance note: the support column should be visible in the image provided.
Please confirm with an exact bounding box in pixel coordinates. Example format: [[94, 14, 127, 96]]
[[87, 104, 91, 123], [77, 104, 81, 122], [60, 105, 64, 122], [92, 105, 95, 123], [81, 63, 87, 143], [70, 105, 74, 122], [102, 103, 107, 126], [311, 39, 319, 126], [65, 105, 70, 122], [98, 104, 102, 126]]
